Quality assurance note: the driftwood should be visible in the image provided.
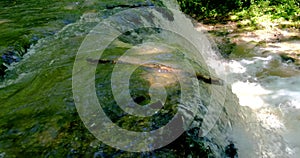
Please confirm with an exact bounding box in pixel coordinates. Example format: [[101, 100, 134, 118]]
[[105, 3, 155, 10], [86, 58, 223, 85]]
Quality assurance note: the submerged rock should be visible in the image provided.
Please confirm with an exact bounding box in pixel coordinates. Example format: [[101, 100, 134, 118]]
[[0, 0, 245, 157]]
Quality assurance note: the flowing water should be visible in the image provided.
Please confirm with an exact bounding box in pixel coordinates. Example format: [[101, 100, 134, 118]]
[[1, 0, 299, 157], [0, 0, 232, 157], [224, 43, 300, 157]]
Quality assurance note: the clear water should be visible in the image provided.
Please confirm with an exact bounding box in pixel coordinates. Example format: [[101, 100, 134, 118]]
[[0, 0, 224, 157], [1, 0, 299, 157]]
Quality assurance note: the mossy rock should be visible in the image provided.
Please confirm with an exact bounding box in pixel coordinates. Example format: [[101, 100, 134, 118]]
[[0, 1, 240, 157]]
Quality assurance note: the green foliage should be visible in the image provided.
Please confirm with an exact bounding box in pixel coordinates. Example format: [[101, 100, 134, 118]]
[[237, 0, 300, 21], [177, 0, 300, 24], [177, 0, 250, 20]]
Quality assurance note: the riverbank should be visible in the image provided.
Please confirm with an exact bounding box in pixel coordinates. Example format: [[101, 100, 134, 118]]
[[195, 21, 300, 65]]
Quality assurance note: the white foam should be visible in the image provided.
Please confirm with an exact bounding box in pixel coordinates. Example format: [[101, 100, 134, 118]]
[[232, 81, 272, 109], [226, 52, 300, 157], [226, 60, 247, 73]]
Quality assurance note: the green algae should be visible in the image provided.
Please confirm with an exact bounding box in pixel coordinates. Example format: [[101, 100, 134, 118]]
[[0, 1, 215, 157]]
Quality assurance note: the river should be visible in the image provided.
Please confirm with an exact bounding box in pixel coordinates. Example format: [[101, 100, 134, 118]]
[[0, 0, 299, 157]]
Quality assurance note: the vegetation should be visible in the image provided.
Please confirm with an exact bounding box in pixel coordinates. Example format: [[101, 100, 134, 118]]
[[177, 0, 300, 25], [177, 0, 250, 21]]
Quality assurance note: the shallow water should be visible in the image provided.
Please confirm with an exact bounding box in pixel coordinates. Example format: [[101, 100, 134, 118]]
[[0, 1, 229, 157]]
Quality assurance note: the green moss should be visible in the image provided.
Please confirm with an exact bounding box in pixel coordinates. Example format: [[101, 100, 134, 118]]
[[0, 1, 211, 157]]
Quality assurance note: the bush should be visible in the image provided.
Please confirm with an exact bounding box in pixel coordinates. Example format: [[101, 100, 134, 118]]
[[177, 0, 300, 23]]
